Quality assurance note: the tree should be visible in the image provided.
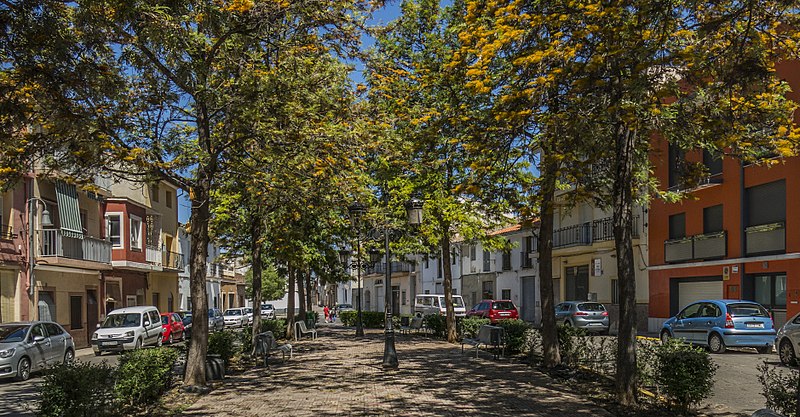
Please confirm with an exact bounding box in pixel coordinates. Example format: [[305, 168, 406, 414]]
[[245, 267, 286, 303], [1, 0, 371, 387], [459, 0, 800, 405], [367, 0, 526, 343]]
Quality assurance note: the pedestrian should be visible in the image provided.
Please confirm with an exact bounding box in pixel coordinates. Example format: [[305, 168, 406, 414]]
[[330, 307, 337, 323], [323, 305, 330, 323]]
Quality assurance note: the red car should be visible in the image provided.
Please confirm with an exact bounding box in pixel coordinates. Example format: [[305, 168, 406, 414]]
[[160, 312, 185, 344], [467, 300, 519, 323]]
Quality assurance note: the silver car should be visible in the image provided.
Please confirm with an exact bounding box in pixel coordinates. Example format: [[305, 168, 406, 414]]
[[776, 312, 800, 365], [555, 301, 610, 334], [208, 308, 224, 332], [0, 321, 75, 381], [260, 304, 276, 320]]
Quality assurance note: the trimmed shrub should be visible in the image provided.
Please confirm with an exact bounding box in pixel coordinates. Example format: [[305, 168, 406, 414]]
[[339, 310, 384, 328], [497, 319, 530, 354], [655, 338, 717, 412], [424, 314, 446, 338], [239, 327, 253, 353], [757, 361, 797, 416], [38, 361, 117, 417], [115, 347, 179, 409], [260, 318, 287, 340], [208, 331, 237, 364], [460, 317, 490, 338], [557, 325, 589, 367]]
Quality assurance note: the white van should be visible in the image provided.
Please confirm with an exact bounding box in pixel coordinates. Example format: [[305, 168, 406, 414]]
[[414, 294, 467, 317], [92, 306, 163, 356]]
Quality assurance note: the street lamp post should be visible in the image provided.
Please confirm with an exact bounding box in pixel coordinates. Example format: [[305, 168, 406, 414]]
[[346, 202, 366, 337]]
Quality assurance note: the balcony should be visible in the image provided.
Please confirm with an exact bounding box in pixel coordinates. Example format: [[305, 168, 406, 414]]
[[0, 224, 14, 240], [163, 250, 184, 270], [38, 229, 111, 264], [553, 216, 641, 248], [146, 244, 162, 265], [664, 231, 728, 263], [368, 262, 412, 275], [746, 222, 785, 256]]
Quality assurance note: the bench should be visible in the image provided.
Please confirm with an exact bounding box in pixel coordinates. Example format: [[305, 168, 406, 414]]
[[461, 325, 505, 359], [294, 320, 317, 341], [400, 317, 425, 335], [254, 331, 293, 367]]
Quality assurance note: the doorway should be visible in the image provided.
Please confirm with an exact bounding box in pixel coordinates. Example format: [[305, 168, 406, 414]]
[[392, 286, 400, 316], [565, 266, 589, 301], [86, 290, 98, 346]]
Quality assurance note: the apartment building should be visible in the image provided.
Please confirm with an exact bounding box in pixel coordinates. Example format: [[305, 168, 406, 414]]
[[360, 258, 415, 316], [416, 251, 462, 299], [648, 58, 800, 332]]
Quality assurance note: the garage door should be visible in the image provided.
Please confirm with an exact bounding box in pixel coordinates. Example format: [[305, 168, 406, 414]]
[[678, 281, 723, 311]]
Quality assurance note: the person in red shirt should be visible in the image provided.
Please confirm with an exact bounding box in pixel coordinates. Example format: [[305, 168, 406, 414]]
[[323, 305, 330, 323]]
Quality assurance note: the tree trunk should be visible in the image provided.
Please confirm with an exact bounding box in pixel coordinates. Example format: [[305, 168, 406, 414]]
[[305, 271, 313, 312], [286, 265, 295, 340], [537, 151, 561, 368], [441, 232, 457, 343], [184, 174, 212, 387], [250, 216, 263, 353], [297, 269, 307, 321], [613, 126, 638, 406]]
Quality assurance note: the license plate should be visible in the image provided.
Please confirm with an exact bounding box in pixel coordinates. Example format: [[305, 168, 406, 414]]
[[101, 341, 117, 346], [746, 323, 764, 329], [587, 322, 601, 326], [500, 313, 509, 316]]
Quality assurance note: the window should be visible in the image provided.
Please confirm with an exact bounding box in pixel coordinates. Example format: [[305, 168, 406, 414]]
[[753, 274, 787, 309], [152, 293, 160, 309], [165, 190, 173, 208], [70, 296, 83, 329], [679, 303, 703, 319], [424, 257, 429, 269], [703, 205, 723, 234], [107, 214, 123, 248], [470, 245, 476, 261], [668, 213, 686, 240], [611, 279, 619, 304], [501, 289, 511, 300], [452, 288, 457, 295], [126, 295, 137, 307], [452, 249, 457, 265], [29, 324, 46, 342], [151, 184, 159, 203], [668, 143, 685, 188], [424, 290, 430, 295], [746, 180, 786, 227], [79, 210, 87, 235], [168, 293, 174, 312], [522, 237, 534, 268], [502, 250, 511, 271], [482, 250, 491, 272], [401, 290, 406, 305], [703, 150, 723, 176], [44, 323, 63, 336], [130, 215, 142, 250]]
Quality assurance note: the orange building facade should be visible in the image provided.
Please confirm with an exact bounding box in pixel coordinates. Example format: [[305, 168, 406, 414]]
[[647, 60, 800, 332]]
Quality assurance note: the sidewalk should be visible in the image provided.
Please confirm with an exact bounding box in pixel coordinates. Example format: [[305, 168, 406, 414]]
[[182, 326, 612, 416]]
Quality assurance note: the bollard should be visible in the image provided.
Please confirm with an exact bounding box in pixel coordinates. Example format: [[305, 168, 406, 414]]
[[752, 409, 786, 417]]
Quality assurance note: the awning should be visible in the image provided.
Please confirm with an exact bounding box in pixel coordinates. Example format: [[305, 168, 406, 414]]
[[55, 181, 83, 239]]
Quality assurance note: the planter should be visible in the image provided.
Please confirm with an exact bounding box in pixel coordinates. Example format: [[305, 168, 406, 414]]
[[206, 354, 225, 381]]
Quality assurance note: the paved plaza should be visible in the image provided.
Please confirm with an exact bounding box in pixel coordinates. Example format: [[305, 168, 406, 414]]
[[183, 326, 611, 416]]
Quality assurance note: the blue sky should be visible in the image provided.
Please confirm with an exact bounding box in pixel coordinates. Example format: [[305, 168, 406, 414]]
[[177, 2, 404, 223]]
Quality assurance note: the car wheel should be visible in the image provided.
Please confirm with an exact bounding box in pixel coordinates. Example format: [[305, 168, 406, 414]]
[[660, 329, 671, 344], [134, 338, 142, 350], [564, 320, 572, 327], [168, 333, 174, 344], [156, 334, 163, 347], [779, 339, 797, 366], [14, 357, 31, 382], [64, 349, 75, 364], [94, 351, 102, 357], [708, 333, 726, 354]]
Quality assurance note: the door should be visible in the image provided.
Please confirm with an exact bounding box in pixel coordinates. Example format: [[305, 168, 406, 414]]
[[44, 323, 67, 363], [391, 286, 400, 316], [521, 276, 537, 322], [555, 303, 571, 322], [673, 302, 703, 342], [566, 266, 589, 301], [677, 280, 722, 313], [376, 287, 384, 313], [696, 302, 722, 343], [149, 310, 161, 345], [86, 290, 98, 346]]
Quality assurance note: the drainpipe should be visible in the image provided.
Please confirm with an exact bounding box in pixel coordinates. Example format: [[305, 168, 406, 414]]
[[740, 162, 746, 301], [28, 177, 35, 298]]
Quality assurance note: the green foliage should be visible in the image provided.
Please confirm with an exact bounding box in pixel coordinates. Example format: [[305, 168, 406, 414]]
[[496, 319, 530, 354], [460, 317, 490, 338], [38, 361, 117, 417], [244, 266, 286, 303], [655, 339, 718, 412], [115, 348, 179, 409], [557, 325, 589, 367], [260, 319, 287, 340], [239, 327, 253, 354], [757, 362, 798, 417], [424, 314, 447, 338], [208, 331, 237, 364], [294, 311, 319, 326], [339, 310, 385, 328]]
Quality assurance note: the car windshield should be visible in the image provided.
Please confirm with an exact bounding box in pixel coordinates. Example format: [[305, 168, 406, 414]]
[[102, 313, 141, 328], [441, 297, 465, 308], [577, 303, 606, 312], [728, 303, 769, 318], [161, 316, 169, 325], [338, 304, 353, 309], [224, 309, 241, 316], [492, 301, 515, 310], [261, 305, 273, 310], [0, 325, 29, 343]]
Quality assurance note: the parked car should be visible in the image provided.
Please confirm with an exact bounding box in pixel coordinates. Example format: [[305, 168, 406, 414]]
[[0, 321, 75, 381], [660, 299, 775, 354], [467, 300, 519, 323], [414, 294, 467, 317], [178, 311, 193, 338], [776, 311, 800, 365], [244, 307, 254, 325], [261, 304, 276, 320], [208, 308, 224, 332], [223, 308, 248, 328], [160, 312, 185, 344], [555, 301, 610, 334], [336, 303, 355, 312], [92, 306, 163, 356]]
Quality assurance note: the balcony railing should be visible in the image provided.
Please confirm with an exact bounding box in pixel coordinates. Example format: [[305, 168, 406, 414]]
[[0, 224, 14, 240], [163, 250, 184, 270], [38, 229, 111, 264], [554, 216, 641, 248], [520, 251, 534, 268], [368, 262, 412, 275], [146, 244, 162, 265], [664, 231, 727, 263], [746, 222, 785, 256]]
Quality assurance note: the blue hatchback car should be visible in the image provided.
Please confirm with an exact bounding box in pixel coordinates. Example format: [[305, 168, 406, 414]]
[[660, 299, 776, 354]]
